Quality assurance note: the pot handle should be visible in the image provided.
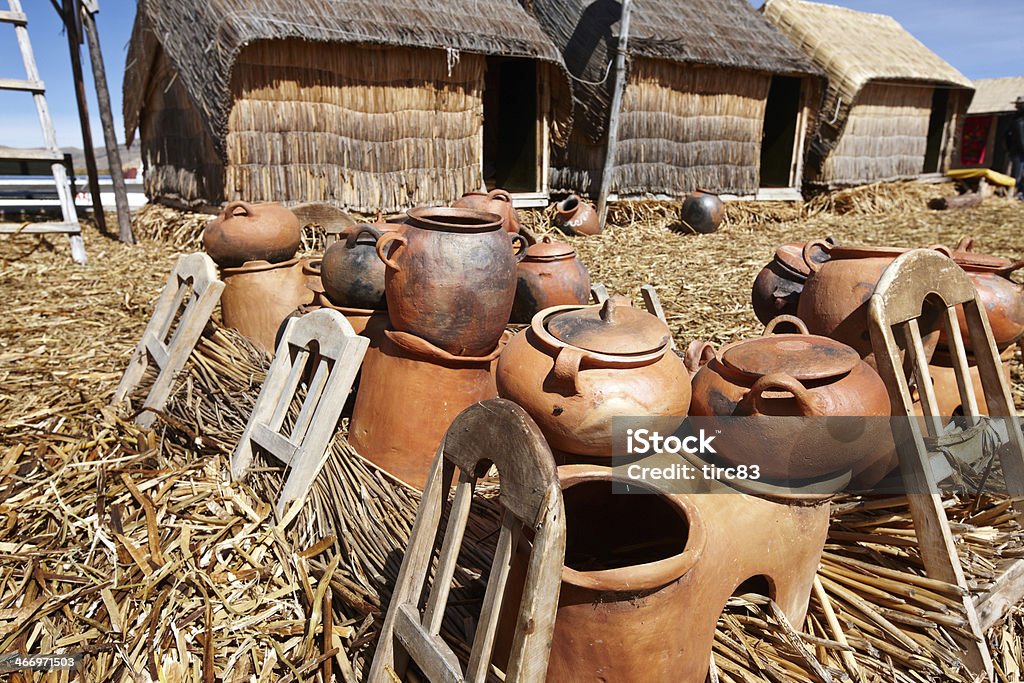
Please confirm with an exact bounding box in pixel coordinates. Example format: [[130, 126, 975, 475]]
[[762, 315, 809, 336], [955, 236, 974, 252], [928, 244, 953, 257], [345, 223, 383, 248], [224, 200, 254, 218], [996, 259, 1024, 277], [510, 233, 529, 262], [683, 340, 716, 373], [801, 238, 834, 273], [488, 189, 513, 204], [743, 373, 821, 417], [375, 232, 408, 271], [551, 346, 584, 394]]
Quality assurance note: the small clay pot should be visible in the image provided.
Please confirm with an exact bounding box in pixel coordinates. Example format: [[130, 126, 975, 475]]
[[376, 207, 526, 357], [553, 195, 600, 236], [751, 238, 836, 324], [452, 189, 520, 234], [942, 238, 1024, 352], [221, 258, 314, 352], [679, 189, 724, 234], [511, 236, 591, 323], [321, 224, 395, 310], [496, 296, 691, 457], [203, 201, 301, 268]]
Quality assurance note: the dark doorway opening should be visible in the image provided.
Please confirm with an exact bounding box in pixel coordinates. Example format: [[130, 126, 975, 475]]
[[759, 76, 802, 188], [924, 88, 950, 173], [483, 57, 537, 192]]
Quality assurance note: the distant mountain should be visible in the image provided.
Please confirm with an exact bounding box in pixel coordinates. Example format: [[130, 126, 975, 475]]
[[0, 144, 142, 176]]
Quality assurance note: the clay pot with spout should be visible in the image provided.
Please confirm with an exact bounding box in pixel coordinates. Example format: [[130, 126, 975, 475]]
[[452, 188, 520, 234], [221, 258, 315, 353], [496, 296, 691, 457], [203, 201, 301, 268], [751, 238, 836, 324], [321, 224, 397, 311], [679, 189, 725, 234], [687, 316, 891, 482], [376, 207, 526, 357], [553, 195, 600, 236], [511, 236, 591, 323]]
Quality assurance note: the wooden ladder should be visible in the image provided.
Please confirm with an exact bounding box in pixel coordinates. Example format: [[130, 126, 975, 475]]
[[0, 0, 87, 264]]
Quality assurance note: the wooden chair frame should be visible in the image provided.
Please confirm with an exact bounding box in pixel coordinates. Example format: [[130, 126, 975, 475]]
[[868, 248, 1024, 679], [113, 252, 224, 428], [231, 308, 368, 517], [368, 399, 565, 683]]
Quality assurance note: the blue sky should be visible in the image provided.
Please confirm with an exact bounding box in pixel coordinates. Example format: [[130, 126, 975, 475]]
[[0, 0, 1021, 149]]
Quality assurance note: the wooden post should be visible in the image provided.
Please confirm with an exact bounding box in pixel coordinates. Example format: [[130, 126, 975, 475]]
[[596, 0, 633, 231], [80, 1, 134, 244], [61, 0, 106, 234]]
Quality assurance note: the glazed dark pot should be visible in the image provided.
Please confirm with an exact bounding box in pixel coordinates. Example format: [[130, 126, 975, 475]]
[[751, 238, 836, 324], [376, 207, 526, 357], [321, 224, 397, 310], [511, 236, 591, 323], [679, 190, 724, 234], [203, 201, 301, 268], [452, 189, 520, 234], [554, 195, 600, 236]]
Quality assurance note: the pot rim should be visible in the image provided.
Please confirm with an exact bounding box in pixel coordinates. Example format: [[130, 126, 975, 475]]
[[405, 206, 504, 233], [222, 256, 302, 274], [385, 328, 505, 363], [556, 465, 707, 593], [529, 305, 668, 366]]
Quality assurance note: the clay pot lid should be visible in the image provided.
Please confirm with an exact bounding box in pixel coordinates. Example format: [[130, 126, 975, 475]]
[[721, 335, 860, 381], [545, 297, 669, 355], [525, 236, 575, 259]]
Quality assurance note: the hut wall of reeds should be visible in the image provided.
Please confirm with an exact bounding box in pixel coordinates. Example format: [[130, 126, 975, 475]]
[[764, 0, 974, 187], [123, 0, 572, 212], [531, 0, 823, 199], [957, 77, 1024, 173]]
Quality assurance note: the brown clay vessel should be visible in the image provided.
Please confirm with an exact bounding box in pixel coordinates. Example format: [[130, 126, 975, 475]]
[[679, 189, 724, 234], [553, 195, 600, 236], [321, 224, 397, 311], [452, 188, 521, 234], [928, 346, 1014, 417], [221, 258, 314, 352], [942, 238, 1024, 351], [751, 238, 836, 324], [511, 236, 591, 323], [203, 201, 301, 268]]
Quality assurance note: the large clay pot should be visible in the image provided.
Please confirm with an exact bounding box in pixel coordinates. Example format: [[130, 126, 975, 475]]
[[928, 346, 1015, 417], [321, 224, 396, 310], [679, 189, 724, 234], [944, 239, 1024, 352], [553, 195, 600, 236], [452, 189, 520, 234], [496, 296, 691, 457], [221, 258, 314, 352], [751, 238, 836, 324], [376, 207, 526, 357], [203, 201, 301, 268], [511, 236, 591, 323], [348, 329, 501, 488], [688, 316, 891, 482]]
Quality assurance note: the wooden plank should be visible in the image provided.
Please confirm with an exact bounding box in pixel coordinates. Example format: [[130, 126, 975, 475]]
[[0, 10, 28, 24], [596, 0, 633, 229], [976, 558, 1024, 631], [0, 222, 80, 234], [0, 77, 43, 92], [466, 510, 515, 681], [0, 148, 64, 162], [393, 605, 463, 683], [249, 424, 298, 465]]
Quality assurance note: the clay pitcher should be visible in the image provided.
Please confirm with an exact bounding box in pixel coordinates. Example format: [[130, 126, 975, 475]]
[[452, 188, 521, 234], [203, 201, 301, 268], [511, 236, 591, 323], [375, 207, 526, 357], [553, 195, 600, 236]]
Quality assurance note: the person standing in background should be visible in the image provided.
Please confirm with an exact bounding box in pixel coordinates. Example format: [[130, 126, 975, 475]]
[[1008, 97, 1024, 200]]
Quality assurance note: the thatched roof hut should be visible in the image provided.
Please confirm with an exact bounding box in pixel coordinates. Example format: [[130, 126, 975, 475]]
[[764, 0, 974, 187], [530, 0, 824, 200], [958, 77, 1024, 172], [123, 0, 573, 211]]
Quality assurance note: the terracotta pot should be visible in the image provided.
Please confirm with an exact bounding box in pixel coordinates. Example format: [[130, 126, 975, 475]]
[[376, 207, 526, 357], [221, 258, 314, 352], [940, 239, 1024, 352], [928, 346, 1015, 417], [348, 329, 502, 488], [796, 241, 949, 363], [679, 189, 724, 234], [203, 201, 301, 268], [553, 195, 600, 236], [452, 188, 520, 234], [688, 316, 891, 481], [496, 296, 691, 457], [751, 238, 836, 324], [321, 224, 396, 310], [510, 236, 591, 323], [302, 258, 323, 292]]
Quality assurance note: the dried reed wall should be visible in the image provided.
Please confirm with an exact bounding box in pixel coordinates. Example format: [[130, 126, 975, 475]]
[[226, 40, 485, 213], [821, 83, 933, 185], [552, 59, 770, 197], [139, 51, 225, 206]]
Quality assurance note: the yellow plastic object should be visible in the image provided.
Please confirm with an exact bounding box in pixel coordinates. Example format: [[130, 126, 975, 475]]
[[947, 167, 1016, 188]]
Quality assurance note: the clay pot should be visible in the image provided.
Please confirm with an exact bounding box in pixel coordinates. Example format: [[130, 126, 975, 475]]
[[321, 224, 396, 310], [348, 329, 501, 488], [302, 258, 323, 292], [679, 189, 724, 234], [203, 201, 301, 268], [496, 296, 691, 457], [943, 239, 1024, 352], [510, 236, 591, 323], [221, 258, 314, 352], [376, 207, 526, 357], [688, 316, 891, 482], [751, 238, 836, 324], [553, 195, 600, 236], [928, 346, 1014, 417], [452, 188, 520, 234]]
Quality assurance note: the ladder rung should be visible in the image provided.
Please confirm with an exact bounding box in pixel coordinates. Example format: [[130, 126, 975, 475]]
[[0, 10, 27, 24], [0, 78, 44, 93], [0, 222, 81, 235], [0, 148, 65, 162]]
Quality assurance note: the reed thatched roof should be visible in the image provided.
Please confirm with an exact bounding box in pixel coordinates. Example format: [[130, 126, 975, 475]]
[[530, 0, 822, 140], [968, 77, 1024, 115], [124, 0, 573, 151]]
